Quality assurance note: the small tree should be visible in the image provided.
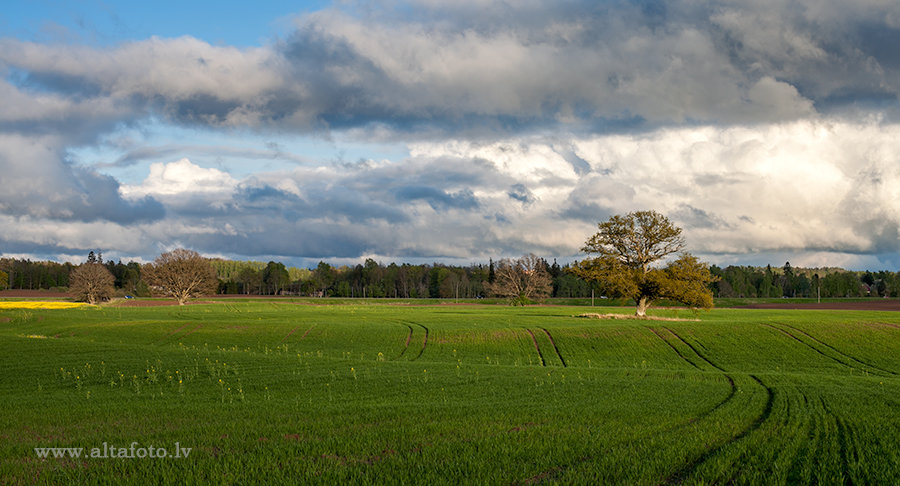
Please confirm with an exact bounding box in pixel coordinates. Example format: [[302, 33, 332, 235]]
[[573, 210, 715, 316], [0, 269, 9, 290], [69, 263, 115, 304], [487, 254, 553, 305], [144, 249, 218, 305]]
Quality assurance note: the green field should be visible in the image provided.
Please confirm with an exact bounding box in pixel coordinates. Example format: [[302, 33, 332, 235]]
[[1, 301, 899, 484]]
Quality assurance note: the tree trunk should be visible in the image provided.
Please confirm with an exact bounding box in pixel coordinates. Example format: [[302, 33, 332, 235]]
[[635, 296, 651, 317]]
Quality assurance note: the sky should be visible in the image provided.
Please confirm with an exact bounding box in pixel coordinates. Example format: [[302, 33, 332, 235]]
[[4, 1, 900, 270]]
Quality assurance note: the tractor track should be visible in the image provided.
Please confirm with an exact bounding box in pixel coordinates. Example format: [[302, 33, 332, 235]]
[[155, 322, 203, 345], [412, 323, 429, 361], [658, 327, 739, 422], [664, 375, 775, 485], [660, 328, 775, 485], [517, 328, 747, 485], [276, 324, 315, 346], [662, 327, 726, 372], [778, 323, 897, 376], [764, 323, 896, 377], [539, 328, 567, 367], [648, 327, 702, 371], [396, 324, 414, 360], [153, 322, 192, 345], [394, 321, 428, 361], [524, 329, 546, 367]]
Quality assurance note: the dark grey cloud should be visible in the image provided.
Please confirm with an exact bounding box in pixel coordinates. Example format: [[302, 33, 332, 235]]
[[395, 186, 479, 211], [507, 184, 535, 205], [4, 0, 900, 139], [0, 135, 164, 224]]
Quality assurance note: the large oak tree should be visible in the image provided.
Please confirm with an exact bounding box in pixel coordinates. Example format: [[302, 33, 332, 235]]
[[144, 249, 218, 305], [573, 210, 715, 316]]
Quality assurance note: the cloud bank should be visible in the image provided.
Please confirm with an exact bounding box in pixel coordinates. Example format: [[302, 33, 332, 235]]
[[3, 0, 900, 268]]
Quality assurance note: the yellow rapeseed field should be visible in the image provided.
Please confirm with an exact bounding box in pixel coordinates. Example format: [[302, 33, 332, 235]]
[[0, 302, 88, 310]]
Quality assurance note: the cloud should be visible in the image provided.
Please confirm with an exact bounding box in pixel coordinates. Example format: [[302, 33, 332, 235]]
[[120, 158, 237, 197], [0, 0, 855, 139], [0, 133, 164, 223], [4, 1, 900, 269]]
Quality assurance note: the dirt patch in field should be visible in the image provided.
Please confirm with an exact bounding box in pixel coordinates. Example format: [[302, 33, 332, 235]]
[[739, 300, 900, 311], [577, 313, 700, 322]]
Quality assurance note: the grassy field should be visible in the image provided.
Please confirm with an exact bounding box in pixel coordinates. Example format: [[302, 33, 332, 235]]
[[1, 300, 899, 484]]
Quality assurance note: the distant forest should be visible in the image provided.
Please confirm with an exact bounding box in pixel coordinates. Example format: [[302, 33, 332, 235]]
[[0, 255, 895, 299]]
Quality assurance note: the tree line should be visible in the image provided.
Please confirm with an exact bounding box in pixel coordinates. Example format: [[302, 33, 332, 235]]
[[0, 253, 889, 300], [210, 257, 591, 299], [709, 262, 900, 298]]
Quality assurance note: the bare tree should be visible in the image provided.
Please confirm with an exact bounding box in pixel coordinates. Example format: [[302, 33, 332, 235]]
[[69, 263, 115, 304], [573, 210, 715, 316], [487, 254, 552, 305], [143, 249, 218, 305]]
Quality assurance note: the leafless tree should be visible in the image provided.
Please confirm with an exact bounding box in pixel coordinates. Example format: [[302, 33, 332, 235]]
[[143, 249, 218, 305], [69, 263, 115, 304], [487, 254, 552, 304]]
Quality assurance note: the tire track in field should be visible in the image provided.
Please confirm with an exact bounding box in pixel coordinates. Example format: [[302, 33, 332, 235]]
[[391, 320, 428, 361], [821, 398, 856, 485], [539, 328, 567, 367], [764, 323, 896, 377], [155, 322, 203, 345], [515, 328, 740, 485], [665, 374, 775, 485], [181, 323, 203, 338], [411, 323, 429, 361], [650, 327, 738, 424], [152, 322, 192, 345], [524, 329, 546, 367], [661, 328, 775, 485], [648, 327, 702, 371], [276, 325, 315, 346], [778, 323, 898, 376], [786, 390, 815, 484], [395, 324, 414, 360], [662, 327, 726, 372]]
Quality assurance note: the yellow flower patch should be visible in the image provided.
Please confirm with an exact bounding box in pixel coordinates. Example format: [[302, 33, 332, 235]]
[[0, 301, 88, 310]]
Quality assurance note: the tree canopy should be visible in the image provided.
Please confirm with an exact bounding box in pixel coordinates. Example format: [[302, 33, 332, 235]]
[[486, 254, 553, 305], [143, 249, 218, 305], [69, 263, 115, 304], [573, 210, 716, 316]]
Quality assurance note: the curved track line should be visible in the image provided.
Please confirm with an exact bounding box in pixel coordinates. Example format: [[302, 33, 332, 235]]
[[665, 375, 775, 485], [662, 327, 726, 372], [648, 327, 702, 371], [763, 324, 893, 376], [661, 329, 777, 485], [778, 323, 897, 376], [395, 324, 414, 360], [411, 323, 429, 361], [660, 327, 739, 423], [516, 328, 739, 485], [524, 329, 546, 367], [539, 328, 567, 367]]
